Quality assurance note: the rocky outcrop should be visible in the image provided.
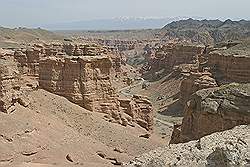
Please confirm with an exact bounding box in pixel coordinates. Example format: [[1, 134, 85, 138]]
[[82, 38, 139, 51], [170, 83, 250, 144], [119, 95, 155, 131], [14, 47, 44, 77], [0, 57, 20, 113], [208, 52, 250, 83], [125, 125, 250, 167], [39, 54, 154, 130], [63, 43, 108, 56], [39, 55, 119, 113], [0, 55, 33, 113], [179, 71, 217, 105], [141, 43, 205, 79]]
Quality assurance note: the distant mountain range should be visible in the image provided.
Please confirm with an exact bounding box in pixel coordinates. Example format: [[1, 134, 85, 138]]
[[42, 17, 189, 30], [159, 18, 250, 44]]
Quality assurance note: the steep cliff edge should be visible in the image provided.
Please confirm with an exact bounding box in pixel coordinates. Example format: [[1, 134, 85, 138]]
[[179, 71, 217, 105], [171, 83, 250, 144], [208, 52, 250, 83], [125, 125, 250, 167], [39, 56, 119, 113], [39, 55, 154, 131], [141, 43, 205, 80]]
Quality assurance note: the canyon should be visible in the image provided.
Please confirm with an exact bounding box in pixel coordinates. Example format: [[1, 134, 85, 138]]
[[0, 18, 250, 167]]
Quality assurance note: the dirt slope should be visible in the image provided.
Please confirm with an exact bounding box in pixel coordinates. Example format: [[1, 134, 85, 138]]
[[0, 89, 165, 167]]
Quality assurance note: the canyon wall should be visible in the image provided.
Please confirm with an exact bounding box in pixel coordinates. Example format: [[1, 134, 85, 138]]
[[119, 95, 155, 131], [39, 56, 119, 113], [179, 71, 217, 105], [208, 52, 250, 83], [0, 56, 20, 113], [0, 42, 155, 131], [141, 43, 205, 79], [14, 47, 44, 77], [0, 53, 33, 113], [170, 83, 250, 144]]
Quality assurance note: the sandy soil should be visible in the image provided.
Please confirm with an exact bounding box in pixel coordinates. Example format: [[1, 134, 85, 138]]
[[0, 89, 167, 167]]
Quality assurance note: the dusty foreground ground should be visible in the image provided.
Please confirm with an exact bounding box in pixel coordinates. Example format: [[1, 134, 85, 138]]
[[0, 89, 166, 167]]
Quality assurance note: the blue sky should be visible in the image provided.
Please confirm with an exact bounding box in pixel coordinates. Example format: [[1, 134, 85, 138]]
[[0, 0, 250, 27]]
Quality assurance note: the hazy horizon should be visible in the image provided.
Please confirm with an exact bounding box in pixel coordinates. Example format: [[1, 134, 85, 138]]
[[0, 0, 250, 28]]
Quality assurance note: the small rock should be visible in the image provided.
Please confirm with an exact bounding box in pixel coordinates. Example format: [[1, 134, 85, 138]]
[[6, 105, 16, 114], [66, 154, 74, 162], [107, 157, 123, 165], [18, 97, 30, 107], [97, 151, 106, 159], [21, 150, 38, 156], [114, 147, 125, 153], [139, 133, 151, 139], [121, 117, 129, 126]]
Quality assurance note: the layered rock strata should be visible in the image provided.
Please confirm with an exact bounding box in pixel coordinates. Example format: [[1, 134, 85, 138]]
[[39, 56, 119, 113], [119, 95, 155, 131], [171, 83, 250, 144], [179, 71, 217, 105], [141, 43, 205, 79], [208, 52, 250, 83]]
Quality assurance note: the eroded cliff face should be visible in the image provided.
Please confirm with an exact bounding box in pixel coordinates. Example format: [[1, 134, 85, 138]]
[[0, 53, 33, 113], [14, 47, 44, 77], [0, 57, 20, 113], [39, 54, 155, 131], [141, 43, 205, 80], [119, 95, 155, 131], [170, 83, 250, 144], [179, 71, 217, 105], [39, 56, 119, 113], [208, 52, 250, 83]]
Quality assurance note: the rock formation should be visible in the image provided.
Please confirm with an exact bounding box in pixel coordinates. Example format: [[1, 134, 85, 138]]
[[141, 43, 205, 79], [208, 52, 250, 83], [179, 71, 217, 105], [0, 42, 154, 131], [170, 83, 250, 144], [119, 95, 155, 131], [0, 54, 32, 113], [39, 55, 119, 113], [125, 125, 250, 167], [39, 54, 154, 130], [13, 47, 45, 77]]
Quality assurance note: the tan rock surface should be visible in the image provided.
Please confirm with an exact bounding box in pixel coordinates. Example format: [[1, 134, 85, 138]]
[[208, 51, 250, 83], [125, 125, 250, 167], [179, 71, 218, 105], [0, 89, 165, 167], [141, 43, 205, 80], [39, 55, 119, 113], [171, 83, 250, 144]]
